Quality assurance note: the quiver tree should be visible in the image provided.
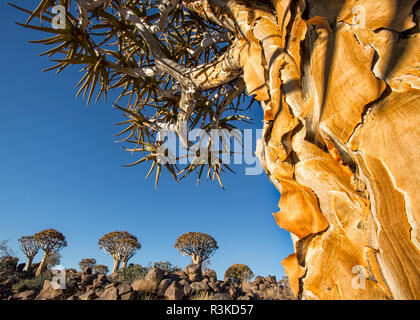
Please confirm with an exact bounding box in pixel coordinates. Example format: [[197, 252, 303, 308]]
[[14, 0, 420, 299], [224, 264, 254, 286], [79, 258, 97, 271], [18, 236, 40, 272], [93, 264, 109, 275], [33, 229, 67, 277], [46, 251, 62, 269], [0, 240, 14, 258], [98, 231, 140, 273], [174, 232, 218, 268], [114, 237, 141, 269]]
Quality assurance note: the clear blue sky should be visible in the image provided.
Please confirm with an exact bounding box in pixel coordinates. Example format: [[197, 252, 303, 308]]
[[0, 2, 293, 280]]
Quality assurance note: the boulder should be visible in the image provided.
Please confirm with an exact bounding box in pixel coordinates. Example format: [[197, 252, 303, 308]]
[[0, 256, 24, 287], [187, 273, 202, 282], [117, 283, 132, 296], [0, 256, 18, 272], [184, 264, 203, 282], [173, 271, 188, 280], [182, 282, 192, 297], [98, 286, 118, 300], [184, 264, 201, 275], [199, 280, 210, 291], [190, 282, 208, 294], [10, 290, 37, 300], [212, 292, 232, 300], [120, 292, 135, 300], [145, 268, 164, 284], [78, 289, 97, 300], [165, 281, 184, 300], [80, 274, 93, 288], [35, 280, 65, 300], [104, 282, 118, 289], [252, 276, 264, 285], [220, 278, 231, 290], [157, 278, 173, 296], [92, 273, 108, 289], [208, 282, 220, 293], [204, 269, 217, 281]]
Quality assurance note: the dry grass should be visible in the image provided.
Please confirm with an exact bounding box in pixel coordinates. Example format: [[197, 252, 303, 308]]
[[261, 287, 285, 300], [139, 293, 156, 300], [189, 291, 215, 300], [132, 279, 158, 299]]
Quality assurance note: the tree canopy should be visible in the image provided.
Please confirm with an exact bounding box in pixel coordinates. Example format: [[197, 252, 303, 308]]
[[18, 236, 40, 260], [98, 231, 141, 270], [224, 263, 254, 285], [93, 264, 109, 274], [0, 240, 15, 258], [33, 229, 67, 254], [114, 237, 141, 263], [79, 258, 97, 270], [151, 260, 181, 273], [174, 231, 218, 266], [45, 251, 62, 269]]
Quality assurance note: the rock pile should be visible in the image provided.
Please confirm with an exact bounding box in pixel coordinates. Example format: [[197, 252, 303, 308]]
[[1, 263, 294, 300]]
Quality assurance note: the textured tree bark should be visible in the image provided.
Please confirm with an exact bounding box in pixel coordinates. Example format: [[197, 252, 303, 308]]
[[24, 256, 33, 272], [191, 255, 204, 268], [121, 261, 128, 270], [35, 252, 48, 277], [185, 0, 420, 299], [112, 258, 121, 274]]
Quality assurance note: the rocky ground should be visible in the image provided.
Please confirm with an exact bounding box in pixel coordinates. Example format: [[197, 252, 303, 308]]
[[0, 256, 294, 300]]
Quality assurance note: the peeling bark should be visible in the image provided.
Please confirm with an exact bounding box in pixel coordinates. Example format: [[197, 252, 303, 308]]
[[183, 0, 420, 299]]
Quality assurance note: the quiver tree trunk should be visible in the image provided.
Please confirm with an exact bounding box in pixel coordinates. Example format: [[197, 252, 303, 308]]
[[24, 256, 34, 272], [239, 0, 420, 299], [121, 261, 128, 270], [191, 256, 203, 269], [35, 252, 48, 277], [183, 0, 420, 299], [112, 258, 121, 274]]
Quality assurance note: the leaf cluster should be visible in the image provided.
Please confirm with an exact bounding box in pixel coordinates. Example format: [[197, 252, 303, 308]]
[[224, 263, 254, 285], [174, 232, 218, 261], [11, 0, 256, 188], [98, 231, 140, 261], [33, 229, 67, 254], [79, 258, 97, 270], [93, 264, 109, 274]]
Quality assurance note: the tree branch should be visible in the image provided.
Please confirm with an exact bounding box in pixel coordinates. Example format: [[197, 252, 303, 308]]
[[191, 31, 232, 58], [116, 6, 190, 85], [106, 62, 159, 78], [157, 0, 182, 30], [76, 0, 110, 31]]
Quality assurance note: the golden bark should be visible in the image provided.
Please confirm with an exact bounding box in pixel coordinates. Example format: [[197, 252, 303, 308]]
[[35, 252, 48, 277], [112, 258, 121, 274], [188, 0, 420, 299]]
